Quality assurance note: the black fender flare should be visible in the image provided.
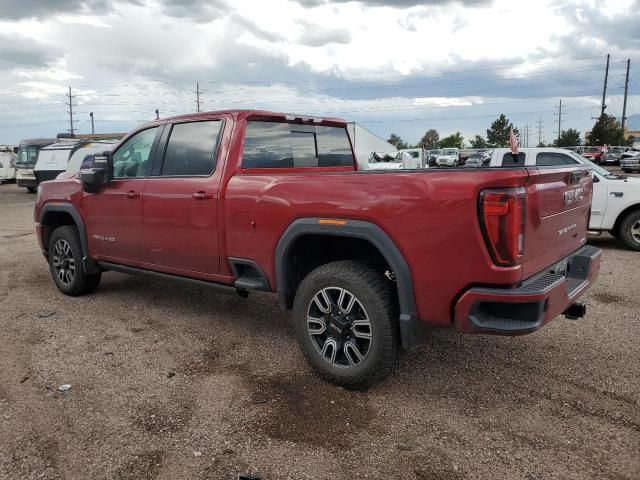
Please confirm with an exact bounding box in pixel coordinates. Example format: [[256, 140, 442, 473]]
[[275, 218, 427, 349], [39, 203, 100, 275]]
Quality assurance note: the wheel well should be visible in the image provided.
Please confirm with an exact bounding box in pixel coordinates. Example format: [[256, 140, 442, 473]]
[[612, 204, 640, 236], [41, 211, 77, 252], [281, 234, 395, 310]]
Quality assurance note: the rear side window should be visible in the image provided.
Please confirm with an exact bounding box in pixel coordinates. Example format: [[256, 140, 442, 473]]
[[161, 120, 223, 176], [535, 152, 578, 167], [242, 121, 353, 168], [501, 152, 526, 166]]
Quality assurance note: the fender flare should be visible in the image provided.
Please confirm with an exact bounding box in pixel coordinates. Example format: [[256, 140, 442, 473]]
[[39, 203, 100, 275], [275, 218, 426, 349]]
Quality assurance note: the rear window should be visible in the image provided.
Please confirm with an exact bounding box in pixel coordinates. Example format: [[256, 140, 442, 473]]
[[242, 121, 353, 169], [501, 152, 526, 166]]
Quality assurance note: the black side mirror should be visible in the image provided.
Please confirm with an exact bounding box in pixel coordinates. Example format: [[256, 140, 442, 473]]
[[80, 152, 112, 193]]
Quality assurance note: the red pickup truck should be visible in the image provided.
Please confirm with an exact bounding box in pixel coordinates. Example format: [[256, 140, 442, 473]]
[[35, 110, 602, 387]]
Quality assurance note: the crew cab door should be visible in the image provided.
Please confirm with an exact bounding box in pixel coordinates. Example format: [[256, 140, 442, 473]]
[[82, 126, 161, 263], [142, 120, 224, 275]]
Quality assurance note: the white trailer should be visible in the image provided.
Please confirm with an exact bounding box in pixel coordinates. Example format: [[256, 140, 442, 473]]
[[346, 123, 397, 170]]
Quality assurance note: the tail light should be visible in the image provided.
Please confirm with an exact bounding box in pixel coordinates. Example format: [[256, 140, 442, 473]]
[[479, 187, 526, 267]]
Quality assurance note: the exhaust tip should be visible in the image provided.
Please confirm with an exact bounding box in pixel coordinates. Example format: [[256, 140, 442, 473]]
[[564, 302, 586, 320]]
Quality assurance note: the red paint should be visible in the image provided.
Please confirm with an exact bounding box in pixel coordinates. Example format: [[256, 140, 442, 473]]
[[35, 110, 601, 332]]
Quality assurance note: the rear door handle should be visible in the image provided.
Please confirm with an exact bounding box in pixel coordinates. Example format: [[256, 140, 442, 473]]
[[192, 191, 214, 201], [126, 190, 140, 199]]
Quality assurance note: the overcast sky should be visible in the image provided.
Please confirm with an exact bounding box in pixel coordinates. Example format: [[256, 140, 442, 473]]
[[1, 0, 639, 145]]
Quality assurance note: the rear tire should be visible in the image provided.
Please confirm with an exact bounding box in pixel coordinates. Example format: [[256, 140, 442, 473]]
[[292, 261, 398, 389], [619, 211, 640, 251], [48, 226, 102, 296], [27, 187, 36, 193]]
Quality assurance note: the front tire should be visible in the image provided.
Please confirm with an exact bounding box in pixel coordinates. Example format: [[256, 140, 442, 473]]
[[27, 187, 36, 193], [48, 226, 102, 295], [292, 261, 398, 389], [619, 211, 640, 251]]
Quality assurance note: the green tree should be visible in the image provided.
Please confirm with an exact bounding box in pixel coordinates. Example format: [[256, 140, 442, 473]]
[[417, 128, 440, 149], [469, 135, 488, 148], [486, 114, 519, 147], [387, 133, 409, 149], [626, 135, 636, 147], [553, 128, 581, 147], [588, 114, 625, 146], [439, 132, 464, 148]]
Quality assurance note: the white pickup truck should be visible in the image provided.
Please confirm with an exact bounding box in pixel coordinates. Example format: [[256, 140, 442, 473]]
[[490, 148, 640, 251]]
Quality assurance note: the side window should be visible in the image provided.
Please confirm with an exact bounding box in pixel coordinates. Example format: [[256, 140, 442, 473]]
[[536, 152, 578, 167], [501, 152, 526, 166], [112, 127, 159, 178], [160, 120, 222, 176], [241, 121, 354, 168]]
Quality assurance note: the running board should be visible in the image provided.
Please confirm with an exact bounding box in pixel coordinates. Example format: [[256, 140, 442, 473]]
[[98, 262, 237, 295]]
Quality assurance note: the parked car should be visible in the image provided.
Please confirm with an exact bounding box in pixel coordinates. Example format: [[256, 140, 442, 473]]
[[490, 147, 640, 251], [601, 146, 628, 166], [0, 146, 17, 183], [463, 153, 485, 167], [33, 139, 91, 185], [426, 149, 441, 166], [620, 152, 640, 173], [581, 146, 607, 164], [436, 148, 459, 167], [35, 110, 601, 387]]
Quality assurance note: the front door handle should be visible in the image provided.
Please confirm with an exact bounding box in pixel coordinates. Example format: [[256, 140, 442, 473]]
[[126, 190, 140, 199], [192, 191, 214, 201]]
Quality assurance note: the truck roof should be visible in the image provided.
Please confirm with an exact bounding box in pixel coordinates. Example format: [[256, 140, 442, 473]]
[[155, 110, 348, 127]]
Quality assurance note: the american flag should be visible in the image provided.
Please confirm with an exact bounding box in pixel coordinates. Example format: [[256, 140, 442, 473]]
[[509, 127, 519, 154]]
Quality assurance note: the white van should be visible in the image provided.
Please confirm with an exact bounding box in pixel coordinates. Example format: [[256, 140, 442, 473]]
[[65, 140, 119, 175], [0, 147, 17, 183], [33, 140, 88, 184]]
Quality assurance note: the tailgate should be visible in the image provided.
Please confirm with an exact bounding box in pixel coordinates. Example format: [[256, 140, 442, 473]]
[[520, 166, 593, 279]]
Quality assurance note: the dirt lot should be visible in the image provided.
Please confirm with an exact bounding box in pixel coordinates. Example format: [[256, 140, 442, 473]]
[[0, 182, 638, 480]]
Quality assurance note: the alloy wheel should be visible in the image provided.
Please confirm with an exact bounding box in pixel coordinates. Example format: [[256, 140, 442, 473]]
[[306, 287, 372, 368], [52, 239, 76, 286], [632, 220, 640, 243]]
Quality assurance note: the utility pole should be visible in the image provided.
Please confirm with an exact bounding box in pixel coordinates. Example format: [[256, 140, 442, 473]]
[[621, 59, 631, 140], [524, 124, 530, 147], [536, 116, 544, 146], [554, 99, 566, 145], [195, 81, 203, 113], [89, 112, 95, 134], [155, 109, 159, 120], [66, 86, 76, 136], [600, 53, 610, 117]]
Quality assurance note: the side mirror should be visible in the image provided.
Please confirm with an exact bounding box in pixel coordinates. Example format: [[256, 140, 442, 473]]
[[80, 152, 112, 193]]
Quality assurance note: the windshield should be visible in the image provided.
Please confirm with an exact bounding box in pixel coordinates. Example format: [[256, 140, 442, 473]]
[[584, 147, 600, 153], [442, 149, 457, 155], [429, 150, 442, 155], [17, 146, 40, 166], [571, 153, 614, 177]]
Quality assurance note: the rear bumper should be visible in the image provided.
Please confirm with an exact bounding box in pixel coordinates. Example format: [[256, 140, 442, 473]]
[[454, 245, 602, 334], [17, 178, 36, 188]]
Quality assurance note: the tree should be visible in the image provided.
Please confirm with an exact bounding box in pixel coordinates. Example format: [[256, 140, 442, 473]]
[[439, 132, 464, 149], [588, 114, 625, 146], [417, 129, 439, 149], [553, 128, 581, 147], [469, 135, 488, 148], [486, 114, 519, 147], [387, 133, 409, 149]]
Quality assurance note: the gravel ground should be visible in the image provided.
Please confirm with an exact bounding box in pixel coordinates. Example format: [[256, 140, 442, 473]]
[[0, 181, 638, 480]]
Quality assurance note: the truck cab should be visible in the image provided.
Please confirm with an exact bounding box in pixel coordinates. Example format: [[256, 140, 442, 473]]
[[490, 147, 640, 250]]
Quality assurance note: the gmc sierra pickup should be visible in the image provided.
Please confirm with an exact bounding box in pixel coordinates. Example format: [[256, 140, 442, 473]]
[[35, 110, 602, 387]]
